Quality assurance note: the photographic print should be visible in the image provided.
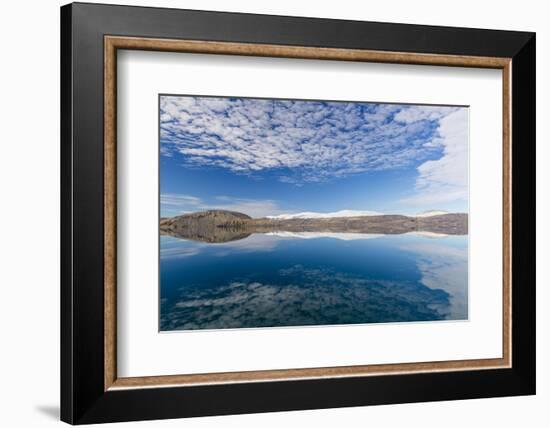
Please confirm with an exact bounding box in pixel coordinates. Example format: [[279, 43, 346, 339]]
[[159, 95, 469, 331]]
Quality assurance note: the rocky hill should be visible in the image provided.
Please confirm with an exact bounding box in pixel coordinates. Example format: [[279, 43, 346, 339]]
[[160, 210, 252, 243]]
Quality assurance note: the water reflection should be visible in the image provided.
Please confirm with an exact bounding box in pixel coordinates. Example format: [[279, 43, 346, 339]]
[[160, 233, 468, 331], [401, 241, 468, 320]]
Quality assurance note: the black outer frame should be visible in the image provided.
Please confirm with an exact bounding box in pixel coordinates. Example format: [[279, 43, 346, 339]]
[[60, 2, 535, 424]]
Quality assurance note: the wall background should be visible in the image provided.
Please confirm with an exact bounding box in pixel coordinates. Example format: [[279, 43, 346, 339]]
[[0, 0, 545, 426]]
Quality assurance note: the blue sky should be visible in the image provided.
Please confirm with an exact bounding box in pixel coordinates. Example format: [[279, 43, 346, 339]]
[[160, 95, 468, 218]]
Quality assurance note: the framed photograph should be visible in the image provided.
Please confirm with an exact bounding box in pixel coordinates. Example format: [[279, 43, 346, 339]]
[[61, 2, 535, 424]]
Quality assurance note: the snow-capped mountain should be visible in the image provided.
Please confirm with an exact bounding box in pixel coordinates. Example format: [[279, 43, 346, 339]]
[[415, 210, 449, 218], [266, 209, 452, 220], [266, 210, 383, 220]]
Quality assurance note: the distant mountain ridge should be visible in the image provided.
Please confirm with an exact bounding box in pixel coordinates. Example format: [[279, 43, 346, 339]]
[[268, 209, 452, 219], [267, 210, 383, 220], [160, 209, 468, 243]]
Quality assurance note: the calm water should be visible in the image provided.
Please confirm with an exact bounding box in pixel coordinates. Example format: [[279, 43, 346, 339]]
[[160, 233, 468, 331]]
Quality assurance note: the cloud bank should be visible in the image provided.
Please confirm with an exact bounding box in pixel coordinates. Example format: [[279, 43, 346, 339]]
[[161, 193, 287, 218], [400, 109, 468, 206], [160, 96, 462, 184]]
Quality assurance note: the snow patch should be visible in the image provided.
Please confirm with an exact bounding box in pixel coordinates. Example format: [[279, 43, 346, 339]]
[[415, 210, 449, 218], [266, 210, 383, 220]]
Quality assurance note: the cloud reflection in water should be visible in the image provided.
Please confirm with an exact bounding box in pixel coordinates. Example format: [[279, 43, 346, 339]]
[[160, 233, 467, 331]]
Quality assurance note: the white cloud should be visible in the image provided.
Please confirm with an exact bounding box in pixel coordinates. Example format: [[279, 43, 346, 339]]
[[160, 97, 458, 184], [394, 105, 458, 124], [160, 193, 202, 206], [400, 109, 468, 207], [160, 193, 287, 218], [206, 197, 287, 218]]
